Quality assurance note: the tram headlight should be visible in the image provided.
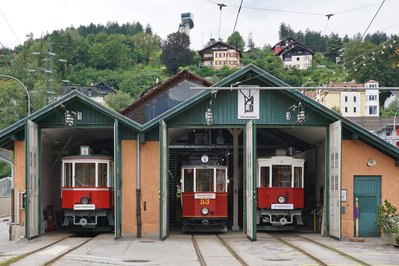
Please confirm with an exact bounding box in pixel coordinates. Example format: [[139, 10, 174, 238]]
[[201, 207, 209, 215], [80, 197, 89, 204], [277, 195, 286, 204]]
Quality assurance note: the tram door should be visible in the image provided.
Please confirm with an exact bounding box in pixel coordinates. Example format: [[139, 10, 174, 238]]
[[245, 121, 256, 241], [160, 120, 169, 240], [27, 120, 39, 239], [329, 120, 341, 239]]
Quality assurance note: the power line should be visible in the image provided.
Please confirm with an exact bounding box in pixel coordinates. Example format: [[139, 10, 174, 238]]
[[232, 0, 244, 34], [360, 0, 386, 41], [335, 1, 385, 15], [217, 3, 226, 40], [0, 8, 21, 46]]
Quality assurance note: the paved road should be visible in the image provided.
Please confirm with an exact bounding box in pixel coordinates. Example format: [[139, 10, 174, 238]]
[[1, 220, 399, 266]]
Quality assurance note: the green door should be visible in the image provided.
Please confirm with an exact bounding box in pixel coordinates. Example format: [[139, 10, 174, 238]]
[[354, 176, 381, 237]]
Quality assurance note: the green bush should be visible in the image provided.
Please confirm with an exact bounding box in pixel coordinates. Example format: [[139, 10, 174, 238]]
[[376, 199, 399, 233]]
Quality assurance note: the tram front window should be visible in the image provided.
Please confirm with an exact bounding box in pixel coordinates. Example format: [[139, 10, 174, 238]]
[[183, 169, 194, 192], [272, 165, 292, 188], [196, 169, 213, 192], [98, 163, 108, 187], [294, 167, 302, 188], [260, 166, 270, 187], [75, 163, 96, 187], [64, 163, 72, 187], [216, 169, 226, 192]]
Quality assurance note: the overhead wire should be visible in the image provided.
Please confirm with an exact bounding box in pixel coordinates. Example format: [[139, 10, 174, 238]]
[[0, 8, 21, 46], [359, 0, 386, 41], [232, 0, 244, 34]]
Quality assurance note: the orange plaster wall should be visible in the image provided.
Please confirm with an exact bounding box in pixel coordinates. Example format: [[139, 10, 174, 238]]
[[140, 141, 160, 238], [14, 141, 25, 223], [121, 140, 137, 236], [341, 140, 399, 238]]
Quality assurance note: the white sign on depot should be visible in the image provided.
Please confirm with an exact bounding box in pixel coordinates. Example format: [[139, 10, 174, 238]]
[[238, 88, 259, 119]]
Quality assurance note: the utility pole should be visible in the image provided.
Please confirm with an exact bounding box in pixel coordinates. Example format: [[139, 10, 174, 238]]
[[217, 3, 226, 41]]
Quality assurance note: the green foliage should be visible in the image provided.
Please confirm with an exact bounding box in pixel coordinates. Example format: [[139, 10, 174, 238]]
[[279, 23, 296, 41], [161, 32, 194, 74], [132, 32, 161, 64], [381, 99, 399, 117], [376, 199, 399, 233], [0, 80, 28, 129], [77, 21, 144, 36], [247, 32, 256, 50], [0, 161, 11, 179], [227, 31, 245, 51], [0, 20, 398, 123], [104, 90, 133, 112]]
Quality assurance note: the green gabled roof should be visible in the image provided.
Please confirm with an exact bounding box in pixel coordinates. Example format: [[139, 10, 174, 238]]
[[140, 63, 399, 161], [288, 89, 399, 160], [0, 90, 141, 147], [141, 64, 291, 131]]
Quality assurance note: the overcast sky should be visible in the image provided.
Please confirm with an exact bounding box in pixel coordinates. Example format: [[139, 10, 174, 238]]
[[1, 0, 398, 50]]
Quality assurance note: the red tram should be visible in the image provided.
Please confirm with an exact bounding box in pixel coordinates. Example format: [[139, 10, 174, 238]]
[[181, 156, 229, 232], [61, 146, 114, 228], [256, 156, 305, 229]]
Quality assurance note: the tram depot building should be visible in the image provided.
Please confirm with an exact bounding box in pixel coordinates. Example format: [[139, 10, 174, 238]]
[[0, 64, 398, 241]]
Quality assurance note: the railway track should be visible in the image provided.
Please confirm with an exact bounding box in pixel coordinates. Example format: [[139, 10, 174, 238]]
[[11, 233, 96, 266], [192, 234, 248, 266], [267, 233, 371, 266]]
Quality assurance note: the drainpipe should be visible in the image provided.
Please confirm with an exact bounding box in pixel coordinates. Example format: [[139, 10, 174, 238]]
[[136, 133, 142, 238]]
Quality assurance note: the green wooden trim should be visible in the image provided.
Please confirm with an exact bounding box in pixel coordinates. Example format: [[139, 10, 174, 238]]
[[24, 121, 28, 239], [326, 123, 330, 237], [0, 90, 140, 144], [252, 121, 257, 241], [159, 121, 169, 239], [243, 126, 247, 234], [114, 119, 122, 238], [38, 127, 42, 236], [159, 121, 162, 239]]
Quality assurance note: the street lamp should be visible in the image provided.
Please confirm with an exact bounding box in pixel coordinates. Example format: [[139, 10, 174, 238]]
[[0, 74, 31, 115]]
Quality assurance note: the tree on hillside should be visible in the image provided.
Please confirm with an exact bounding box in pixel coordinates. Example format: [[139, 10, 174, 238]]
[[325, 34, 343, 62], [161, 32, 194, 74], [104, 90, 133, 111], [247, 32, 256, 50], [0, 80, 27, 129], [227, 31, 245, 51], [279, 23, 296, 40], [132, 32, 161, 64]]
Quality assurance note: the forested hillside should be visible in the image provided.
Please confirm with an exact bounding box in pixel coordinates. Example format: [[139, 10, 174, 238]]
[[0, 21, 398, 129], [0, 21, 398, 179]]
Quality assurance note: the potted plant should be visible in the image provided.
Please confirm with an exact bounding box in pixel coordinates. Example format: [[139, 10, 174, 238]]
[[376, 199, 399, 246]]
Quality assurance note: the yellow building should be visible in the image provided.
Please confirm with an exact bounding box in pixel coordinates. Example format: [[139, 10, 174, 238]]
[[309, 80, 379, 117]]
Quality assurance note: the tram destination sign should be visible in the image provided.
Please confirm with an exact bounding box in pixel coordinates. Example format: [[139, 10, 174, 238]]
[[74, 204, 96, 210], [194, 193, 216, 199], [271, 204, 294, 210]]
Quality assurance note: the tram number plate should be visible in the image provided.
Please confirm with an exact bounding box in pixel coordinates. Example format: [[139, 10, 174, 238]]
[[74, 204, 96, 210], [194, 193, 216, 199], [271, 204, 293, 210], [200, 199, 210, 205]]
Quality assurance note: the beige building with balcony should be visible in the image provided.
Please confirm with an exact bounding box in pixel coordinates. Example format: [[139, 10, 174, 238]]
[[198, 40, 241, 70]]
